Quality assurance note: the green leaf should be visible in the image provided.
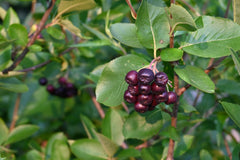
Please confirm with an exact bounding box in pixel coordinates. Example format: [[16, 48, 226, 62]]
[[60, 19, 88, 39], [136, 0, 169, 49], [110, 23, 143, 48], [45, 132, 69, 160], [102, 109, 124, 145], [29, 44, 42, 52], [96, 54, 148, 107], [26, 150, 42, 160], [160, 48, 183, 62], [71, 139, 108, 160], [46, 26, 65, 40], [200, 149, 213, 160], [179, 98, 197, 113], [0, 78, 29, 93], [216, 79, 240, 96], [174, 135, 194, 157], [0, 39, 15, 49], [5, 125, 39, 145], [160, 126, 179, 141], [169, 4, 197, 32], [232, 144, 240, 160], [233, 0, 240, 24], [174, 65, 215, 93], [0, 7, 6, 20], [181, 16, 240, 58], [123, 112, 163, 140], [80, 114, 97, 139], [58, 0, 96, 16], [230, 49, 240, 75], [141, 148, 160, 160], [3, 8, 20, 28], [70, 40, 111, 48], [0, 118, 9, 145], [220, 101, 240, 128], [8, 24, 28, 46], [116, 148, 141, 159], [95, 132, 118, 157]]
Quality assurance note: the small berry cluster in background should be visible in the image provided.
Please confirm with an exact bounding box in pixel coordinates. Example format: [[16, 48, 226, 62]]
[[39, 77, 78, 98], [124, 68, 177, 113]]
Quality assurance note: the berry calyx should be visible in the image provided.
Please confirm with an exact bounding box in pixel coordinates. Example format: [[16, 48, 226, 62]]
[[134, 102, 148, 113], [124, 90, 137, 104], [39, 77, 48, 85], [165, 92, 177, 104], [125, 70, 138, 85], [138, 68, 154, 84], [155, 72, 168, 86]]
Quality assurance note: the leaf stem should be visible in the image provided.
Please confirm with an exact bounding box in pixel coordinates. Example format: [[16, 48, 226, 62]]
[[223, 132, 233, 160], [9, 94, 21, 132], [125, 0, 137, 19]]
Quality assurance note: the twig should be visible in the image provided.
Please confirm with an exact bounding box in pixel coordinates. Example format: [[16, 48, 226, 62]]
[[2, 0, 56, 74], [121, 102, 129, 114], [178, 0, 201, 16], [222, 132, 232, 160], [9, 94, 21, 132], [224, 0, 232, 18], [135, 141, 148, 150], [125, 0, 137, 19], [31, 0, 37, 13]]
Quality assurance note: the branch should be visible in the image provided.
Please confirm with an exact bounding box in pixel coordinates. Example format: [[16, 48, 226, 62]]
[[222, 132, 232, 160], [224, 0, 232, 18], [2, 0, 56, 74]]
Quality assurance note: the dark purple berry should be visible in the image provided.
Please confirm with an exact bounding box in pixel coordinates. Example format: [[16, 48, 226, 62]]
[[138, 68, 154, 84], [58, 77, 67, 86], [151, 82, 166, 94], [155, 72, 168, 86], [47, 84, 55, 94], [154, 92, 168, 103], [138, 94, 153, 105], [128, 85, 139, 96], [148, 99, 158, 111], [165, 92, 177, 104], [125, 70, 138, 85], [124, 90, 137, 103], [55, 86, 67, 97], [134, 102, 148, 113], [139, 84, 151, 95], [39, 77, 48, 85]]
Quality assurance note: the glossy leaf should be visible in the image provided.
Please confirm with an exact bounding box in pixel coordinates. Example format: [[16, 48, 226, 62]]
[[116, 148, 141, 159], [0, 118, 8, 145], [123, 112, 163, 140], [95, 132, 118, 157], [46, 26, 65, 40], [160, 48, 183, 62], [169, 4, 197, 31], [96, 54, 148, 107], [26, 150, 43, 160], [80, 114, 97, 139], [102, 109, 124, 145], [136, 0, 169, 49], [110, 23, 143, 48], [174, 65, 215, 93], [179, 98, 197, 113], [70, 40, 111, 48], [29, 44, 42, 52], [200, 149, 212, 160], [0, 78, 29, 93], [141, 148, 160, 160], [230, 49, 240, 75], [216, 79, 240, 96], [71, 139, 108, 160], [58, 0, 96, 16], [181, 16, 240, 58], [3, 8, 20, 28], [174, 135, 194, 156], [220, 101, 240, 128], [8, 24, 28, 46], [5, 125, 39, 145]]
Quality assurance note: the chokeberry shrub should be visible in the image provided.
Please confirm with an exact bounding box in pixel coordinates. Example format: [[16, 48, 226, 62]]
[[0, 0, 239, 160]]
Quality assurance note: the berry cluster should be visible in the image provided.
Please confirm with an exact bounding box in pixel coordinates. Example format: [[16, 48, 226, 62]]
[[124, 68, 177, 113], [39, 77, 78, 98]]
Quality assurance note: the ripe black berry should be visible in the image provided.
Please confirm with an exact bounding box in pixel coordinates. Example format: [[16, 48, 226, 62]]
[[138, 94, 153, 105], [58, 77, 67, 86], [55, 86, 67, 97], [128, 85, 139, 96], [151, 82, 166, 94], [139, 84, 151, 95], [46, 84, 55, 94], [154, 92, 168, 103], [39, 77, 48, 85], [148, 99, 158, 111], [155, 72, 168, 86], [124, 90, 137, 104], [125, 70, 138, 85], [165, 92, 177, 104], [138, 68, 154, 84], [134, 102, 148, 113]]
